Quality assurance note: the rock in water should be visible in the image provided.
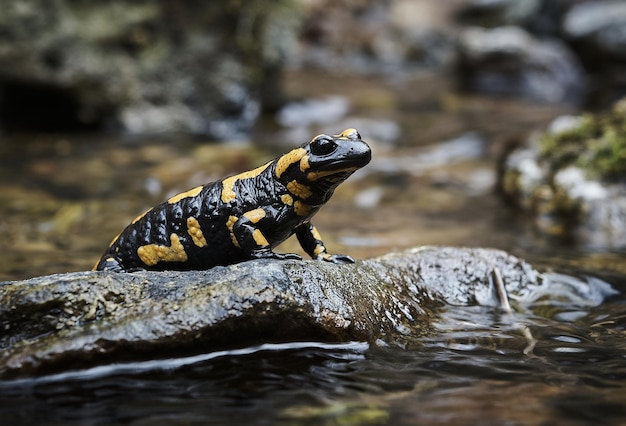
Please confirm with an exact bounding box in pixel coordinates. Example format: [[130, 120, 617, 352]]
[[0, 247, 547, 378]]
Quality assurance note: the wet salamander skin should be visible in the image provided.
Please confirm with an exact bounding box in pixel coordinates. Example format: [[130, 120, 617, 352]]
[[95, 128, 371, 272]]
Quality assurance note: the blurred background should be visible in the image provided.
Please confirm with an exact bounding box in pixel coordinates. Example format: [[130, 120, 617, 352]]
[[3, 3, 626, 425], [1, 0, 625, 280]]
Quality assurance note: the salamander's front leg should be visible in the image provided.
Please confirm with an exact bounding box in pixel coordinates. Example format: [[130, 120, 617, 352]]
[[94, 255, 148, 272], [94, 255, 126, 272], [228, 209, 302, 261], [295, 223, 354, 264]]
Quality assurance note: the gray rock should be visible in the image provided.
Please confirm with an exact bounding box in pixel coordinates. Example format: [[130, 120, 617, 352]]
[[456, 26, 585, 104], [563, 1, 626, 46], [0, 247, 541, 378], [561, 1, 626, 104]]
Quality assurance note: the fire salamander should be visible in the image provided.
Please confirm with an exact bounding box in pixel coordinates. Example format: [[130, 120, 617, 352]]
[[95, 128, 371, 272]]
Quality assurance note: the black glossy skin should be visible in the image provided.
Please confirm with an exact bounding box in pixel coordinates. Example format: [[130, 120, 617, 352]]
[[95, 128, 371, 272]]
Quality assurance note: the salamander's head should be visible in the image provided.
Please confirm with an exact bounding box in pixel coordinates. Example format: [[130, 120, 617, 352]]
[[275, 128, 371, 204]]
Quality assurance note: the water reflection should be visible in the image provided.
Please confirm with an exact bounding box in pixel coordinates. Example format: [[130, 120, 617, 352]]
[[0, 341, 369, 387]]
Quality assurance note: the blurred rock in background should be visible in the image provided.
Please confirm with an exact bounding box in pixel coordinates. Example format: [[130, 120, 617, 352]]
[[0, 0, 299, 138], [295, 0, 460, 73], [1, 0, 624, 137], [561, 1, 626, 106], [455, 0, 626, 106], [295, 0, 625, 107], [499, 97, 626, 249], [455, 26, 585, 104]]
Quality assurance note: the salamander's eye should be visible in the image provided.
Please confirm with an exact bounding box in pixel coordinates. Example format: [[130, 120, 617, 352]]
[[310, 136, 338, 156]]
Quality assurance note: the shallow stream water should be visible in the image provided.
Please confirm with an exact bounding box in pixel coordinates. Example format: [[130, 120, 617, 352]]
[[1, 71, 625, 424]]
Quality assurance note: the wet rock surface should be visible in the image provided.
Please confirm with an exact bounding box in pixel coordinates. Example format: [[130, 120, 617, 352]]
[[0, 247, 542, 378]]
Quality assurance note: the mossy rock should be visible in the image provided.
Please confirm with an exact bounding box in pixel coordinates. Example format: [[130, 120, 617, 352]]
[[500, 97, 626, 248], [539, 98, 626, 181]]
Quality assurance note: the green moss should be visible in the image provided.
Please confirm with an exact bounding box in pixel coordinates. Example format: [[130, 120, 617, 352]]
[[539, 98, 626, 181]]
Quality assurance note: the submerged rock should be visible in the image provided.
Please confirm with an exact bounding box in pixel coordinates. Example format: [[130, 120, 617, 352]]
[[499, 98, 626, 248], [0, 247, 544, 378]]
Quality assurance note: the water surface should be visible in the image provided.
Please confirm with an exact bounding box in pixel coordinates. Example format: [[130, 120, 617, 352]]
[[1, 282, 624, 425], [1, 71, 625, 425]]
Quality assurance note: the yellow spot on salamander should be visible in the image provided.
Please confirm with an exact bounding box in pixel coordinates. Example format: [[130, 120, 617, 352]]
[[168, 186, 203, 204], [311, 226, 327, 257], [336, 128, 358, 139], [281, 194, 293, 206], [299, 155, 310, 172], [294, 200, 312, 216], [137, 233, 188, 266], [275, 148, 307, 179], [221, 162, 271, 203], [226, 215, 241, 248], [286, 180, 312, 199], [320, 253, 333, 261], [311, 226, 323, 241], [252, 229, 269, 247], [243, 208, 266, 223], [307, 166, 358, 181], [187, 217, 207, 247]]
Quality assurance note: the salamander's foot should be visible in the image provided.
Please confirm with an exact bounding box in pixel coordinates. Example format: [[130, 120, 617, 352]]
[[94, 256, 125, 272], [315, 253, 355, 264]]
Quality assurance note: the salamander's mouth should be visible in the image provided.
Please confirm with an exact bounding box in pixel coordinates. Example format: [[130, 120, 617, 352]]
[[306, 147, 371, 181], [309, 171, 355, 198], [306, 165, 358, 181]]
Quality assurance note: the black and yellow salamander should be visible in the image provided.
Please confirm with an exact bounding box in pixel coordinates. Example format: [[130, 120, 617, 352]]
[[95, 128, 371, 272]]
